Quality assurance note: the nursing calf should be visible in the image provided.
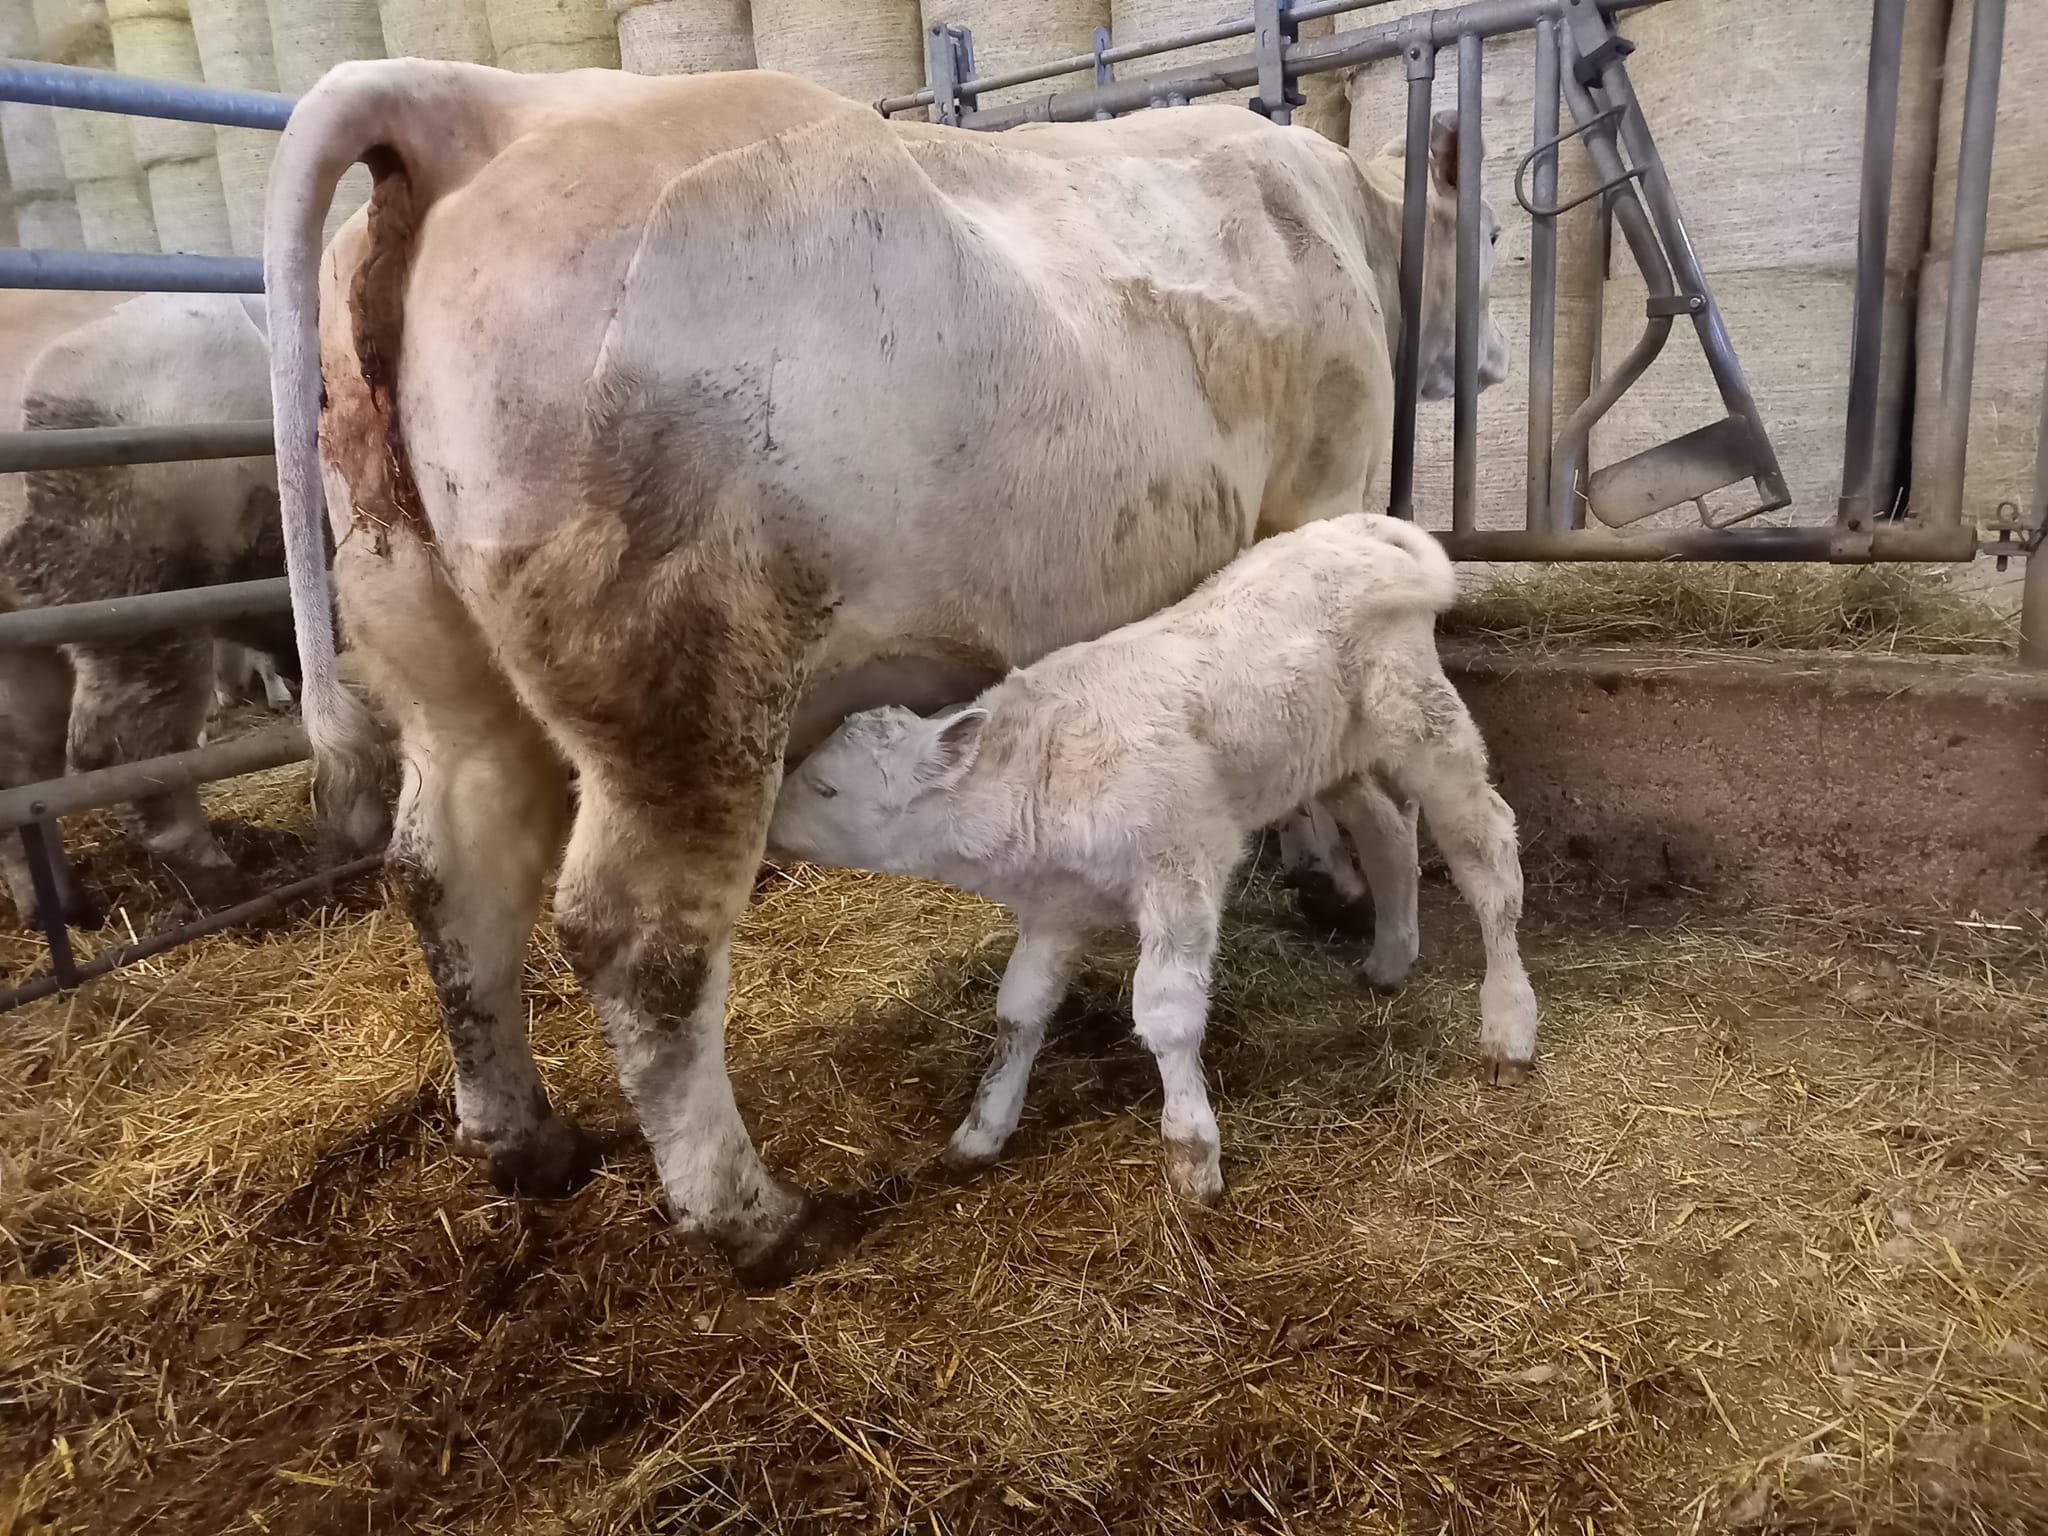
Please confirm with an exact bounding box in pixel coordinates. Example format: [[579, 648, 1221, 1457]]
[[770, 515, 1537, 1201]]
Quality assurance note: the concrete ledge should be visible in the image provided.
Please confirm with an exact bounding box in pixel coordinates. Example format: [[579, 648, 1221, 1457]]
[[1445, 646, 2048, 920]]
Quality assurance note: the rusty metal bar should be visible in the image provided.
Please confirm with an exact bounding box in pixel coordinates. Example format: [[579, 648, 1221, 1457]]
[[0, 579, 291, 652], [1438, 523, 1981, 564], [0, 853, 382, 1013], [0, 420, 274, 473], [0, 722, 308, 832]]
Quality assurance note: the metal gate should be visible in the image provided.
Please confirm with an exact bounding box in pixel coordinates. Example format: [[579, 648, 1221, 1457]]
[[0, 0, 2041, 1009]]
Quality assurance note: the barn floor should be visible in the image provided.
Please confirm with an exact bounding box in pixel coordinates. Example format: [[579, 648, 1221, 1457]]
[[2, 765, 2044, 1535]]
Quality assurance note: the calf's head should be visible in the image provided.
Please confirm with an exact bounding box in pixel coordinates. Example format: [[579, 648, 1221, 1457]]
[[1370, 110, 1511, 401], [768, 705, 989, 875]]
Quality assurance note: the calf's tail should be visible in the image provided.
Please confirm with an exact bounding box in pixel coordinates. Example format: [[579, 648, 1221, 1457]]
[[1355, 513, 1459, 613]]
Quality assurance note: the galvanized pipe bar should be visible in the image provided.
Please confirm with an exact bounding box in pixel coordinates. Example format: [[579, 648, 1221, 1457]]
[[0, 853, 382, 1012], [0, 58, 294, 129], [1439, 523, 1981, 564], [0, 421, 274, 473], [963, 0, 1656, 130], [1928, 0, 2006, 531], [0, 579, 291, 652], [2021, 342, 2048, 669], [1834, 0, 1907, 547], [0, 723, 307, 831], [875, 0, 1405, 112], [1525, 16, 1561, 532], [1388, 29, 1436, 521], [0, 248, 264, 293], [1451, 29, 1484, 535]]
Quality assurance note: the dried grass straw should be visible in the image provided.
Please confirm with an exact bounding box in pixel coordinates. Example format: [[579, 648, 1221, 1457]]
[[2, 685, 2043, 1529]]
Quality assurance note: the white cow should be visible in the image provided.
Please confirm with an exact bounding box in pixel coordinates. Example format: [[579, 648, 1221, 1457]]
[[0, 294, 296, 926], [264, 62, 1507, 1277], [768, 514, 1536, 1201]]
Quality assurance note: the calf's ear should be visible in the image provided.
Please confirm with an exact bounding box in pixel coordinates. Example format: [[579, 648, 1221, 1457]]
[[915, 708, 989, 791]]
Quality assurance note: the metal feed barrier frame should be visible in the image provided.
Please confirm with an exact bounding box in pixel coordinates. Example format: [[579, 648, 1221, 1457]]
[[0, 63, 379, 1010], [0, 0, 2042, 1007], [883, 0, 2044, 618]]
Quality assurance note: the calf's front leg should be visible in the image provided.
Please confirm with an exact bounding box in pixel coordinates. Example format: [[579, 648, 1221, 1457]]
[[945, 919, 1084, 1172]]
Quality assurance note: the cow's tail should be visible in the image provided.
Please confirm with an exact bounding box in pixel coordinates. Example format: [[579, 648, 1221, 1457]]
[[1354, 513, 1459, 614], [263, 59, 515, 853]]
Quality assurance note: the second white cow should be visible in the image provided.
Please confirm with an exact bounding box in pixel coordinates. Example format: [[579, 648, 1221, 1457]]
[[769, 514, 1537, 1202]]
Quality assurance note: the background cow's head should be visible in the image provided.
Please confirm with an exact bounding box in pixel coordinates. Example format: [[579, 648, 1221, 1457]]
[[1372, 110, 1511, 401]]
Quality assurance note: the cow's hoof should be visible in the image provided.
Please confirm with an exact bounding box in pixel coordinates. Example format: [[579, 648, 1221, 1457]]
[[731, 1191, 869, 1289], [1480, 1054, 1532, 1088], [1164, 1136, 1225, 1207], [1282, 871, 1375, 940], [484, 1116, 602, 1199]]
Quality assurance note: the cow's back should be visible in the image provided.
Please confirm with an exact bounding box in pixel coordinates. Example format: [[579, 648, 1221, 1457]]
[[376, 76, 1395, 729]]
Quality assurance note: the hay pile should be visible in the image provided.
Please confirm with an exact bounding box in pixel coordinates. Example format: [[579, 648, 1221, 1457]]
[[1447, 562, 2021, 657], [3, 760, 2044, 1533]]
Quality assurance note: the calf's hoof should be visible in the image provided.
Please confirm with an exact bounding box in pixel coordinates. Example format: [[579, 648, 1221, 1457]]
[[1480, 1053, 1532, 1087], [729, 1188, 869, 1289], [1281, 870, 1375, 940], [1164, 1136, 1225, 1207], [469, 1115, 601, 1198]]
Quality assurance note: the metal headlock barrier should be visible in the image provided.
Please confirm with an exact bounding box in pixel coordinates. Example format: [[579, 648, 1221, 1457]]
[[1, 0, 2042, 1010]]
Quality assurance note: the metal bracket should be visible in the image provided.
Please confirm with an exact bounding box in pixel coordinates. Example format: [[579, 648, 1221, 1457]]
[[1250, 0, 1304, 124], [1399, 12, 1436, 82], [926, 23, 977, 127], [1560, 0, 1635, 86], [1092, 25, 1115, 120], [1513, 104, 1636, 218], [1645, 293, 1706, 318]]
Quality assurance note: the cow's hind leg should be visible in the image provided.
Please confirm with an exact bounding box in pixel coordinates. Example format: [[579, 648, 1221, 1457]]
[[66, 638, 225, 870], [486, 503, 832, 1278], [0, 642, 97, 928], [340, 540, 584, 1195]]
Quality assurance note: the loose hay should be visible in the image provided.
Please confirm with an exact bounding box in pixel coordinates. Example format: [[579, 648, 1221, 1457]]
[[3, 769, 2044, 1533], [1446, 562, 2020, 658]]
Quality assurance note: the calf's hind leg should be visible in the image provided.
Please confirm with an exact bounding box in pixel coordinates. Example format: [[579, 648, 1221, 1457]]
[[1392, 685, 1538, 1082], [339, 539, 585, 1195], [1133, 873, 1228, 1204]]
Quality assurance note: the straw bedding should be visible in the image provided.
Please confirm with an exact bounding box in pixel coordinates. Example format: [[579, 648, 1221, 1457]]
[[3, 647, 2043, 1531]]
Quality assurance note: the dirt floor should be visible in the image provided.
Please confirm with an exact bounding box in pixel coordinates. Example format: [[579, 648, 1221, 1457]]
[[2, 765, 2045, 1535]]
